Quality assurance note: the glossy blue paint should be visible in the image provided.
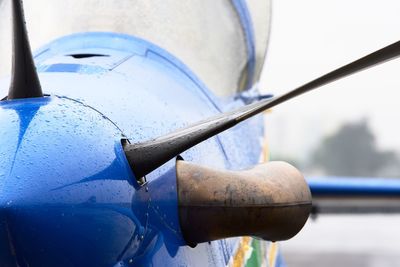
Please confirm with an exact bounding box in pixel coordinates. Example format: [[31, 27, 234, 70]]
[[308, 177, 400, 196], [0, 31, 264, 266], [33, 32, 222, 112], [0, 96, 140, 266]]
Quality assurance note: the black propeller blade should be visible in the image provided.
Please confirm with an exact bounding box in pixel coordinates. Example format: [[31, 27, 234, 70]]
[[7, 0, 43, 100], [124, 40, 400, 179]]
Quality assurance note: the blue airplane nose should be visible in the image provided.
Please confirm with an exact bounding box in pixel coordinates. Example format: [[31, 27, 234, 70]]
[[0, 96, 140, 266]]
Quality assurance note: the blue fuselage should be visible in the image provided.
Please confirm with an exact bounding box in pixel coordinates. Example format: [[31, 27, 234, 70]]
[[0, 32, 264, 266]]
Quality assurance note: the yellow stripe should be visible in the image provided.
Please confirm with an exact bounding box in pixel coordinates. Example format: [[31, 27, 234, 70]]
[[268, 242, 279, 267], [230, 237, 252, 267], [261, 113, 270, 163], [261, 136, 270, 163]]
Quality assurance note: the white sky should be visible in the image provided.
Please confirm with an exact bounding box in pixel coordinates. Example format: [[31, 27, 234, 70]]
[[260, 0, 400, 162]]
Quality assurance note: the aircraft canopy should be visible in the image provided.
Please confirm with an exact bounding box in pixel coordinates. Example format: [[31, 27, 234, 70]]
[[0, 0, 271, 96]]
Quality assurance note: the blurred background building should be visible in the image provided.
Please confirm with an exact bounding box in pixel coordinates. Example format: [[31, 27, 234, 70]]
[[259, 1, 400, 266]]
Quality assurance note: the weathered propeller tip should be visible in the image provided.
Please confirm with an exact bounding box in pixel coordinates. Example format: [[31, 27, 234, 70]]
[[7, 0, 43, 100]]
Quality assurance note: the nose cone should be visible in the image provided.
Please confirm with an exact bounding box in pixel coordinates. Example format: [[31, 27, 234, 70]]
[[0, 96, 137, 266]]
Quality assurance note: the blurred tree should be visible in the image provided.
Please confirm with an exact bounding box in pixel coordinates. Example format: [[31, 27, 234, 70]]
[[311, 119, 399, 177]]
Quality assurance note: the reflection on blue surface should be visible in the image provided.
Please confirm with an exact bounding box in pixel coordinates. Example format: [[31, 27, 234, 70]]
[[40, 63, 108, 74]]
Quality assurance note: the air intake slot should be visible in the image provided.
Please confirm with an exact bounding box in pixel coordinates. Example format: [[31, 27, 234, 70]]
[[67, 54, 109, 59]]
